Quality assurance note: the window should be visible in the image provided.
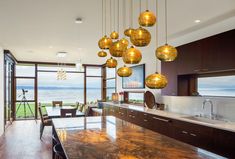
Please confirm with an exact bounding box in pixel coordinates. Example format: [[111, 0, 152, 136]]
[[38, 71, 84, 105], [16, 64, 35, 77], [103, 67, 116, 101], [198, 75, 235, 97], [84, 65, 103, 103], [128, 92, 144, 105]]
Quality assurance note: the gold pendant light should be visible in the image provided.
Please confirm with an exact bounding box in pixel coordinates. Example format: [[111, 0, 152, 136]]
[[117, 65, 132, 77], [98, 0, 112, 50], [98, 35, 113, 49], [145, 72, 168, 89], [139, 10, 156, 27], [124, 0, 134, 37], [138, 0, 156, 27], [123, 46, 142, 64], [109, 40, 127, 57], [124, 28, 134, 37], [120, 38, 129, 47], [130, 27, 151, 47], [110, 31, 119, 39], [106, 57, 117, 68], [156, 44, 177, 61], [97, 50, 107, 57], [156, 0, 178, 61]]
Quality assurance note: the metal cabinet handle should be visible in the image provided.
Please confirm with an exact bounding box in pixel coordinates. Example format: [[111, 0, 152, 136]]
[[144, 114, 147, 116], [182, 131, 188, 134], [144, 119, 148, 122], [129, 115, 132, 117], [194, 69, 200, 72], [190, 133, 197, 137], [131, 110, 134, 113], [152, 116, 170, 122], [201, 68, 209, 71], [132, 116, 135, 118]]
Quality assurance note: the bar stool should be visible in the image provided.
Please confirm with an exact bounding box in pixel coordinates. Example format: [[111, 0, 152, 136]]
[[53, 144, 65, 159]]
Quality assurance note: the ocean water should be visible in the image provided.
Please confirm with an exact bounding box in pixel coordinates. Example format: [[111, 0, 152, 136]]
[[17, 88, 102, 104]]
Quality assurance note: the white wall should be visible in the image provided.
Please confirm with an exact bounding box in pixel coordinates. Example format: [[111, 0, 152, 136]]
[[160, 96, 235, 122], [0, 47, 4, 136]]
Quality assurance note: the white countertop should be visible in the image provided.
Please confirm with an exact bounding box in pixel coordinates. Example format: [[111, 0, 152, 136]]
[[103, 102, 235, 133]]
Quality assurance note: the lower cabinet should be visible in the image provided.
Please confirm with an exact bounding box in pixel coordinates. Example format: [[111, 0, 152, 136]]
[[172, 120, 213, 150], [103, 105, 235, 158]]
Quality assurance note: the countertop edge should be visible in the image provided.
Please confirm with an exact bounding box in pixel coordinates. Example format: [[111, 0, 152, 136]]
[[102, 102, 235, 133]]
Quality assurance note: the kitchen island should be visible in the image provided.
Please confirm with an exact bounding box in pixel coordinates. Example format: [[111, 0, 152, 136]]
[[52, 116, 224, 159]]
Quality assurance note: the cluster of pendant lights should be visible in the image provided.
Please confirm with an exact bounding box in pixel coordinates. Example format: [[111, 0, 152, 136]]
[[98, 0, 178, 89]]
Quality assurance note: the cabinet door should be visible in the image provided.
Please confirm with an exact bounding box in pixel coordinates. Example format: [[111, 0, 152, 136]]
[[126, 109, 138, 124], [172, 120, 213, 150], [177, 41, 202, 75], [202, 30, 235, 72], [149, 115, 173, 137], [138, 112, 152, 129], [213, 129, 235, 158], [161, 60, 178, 96]]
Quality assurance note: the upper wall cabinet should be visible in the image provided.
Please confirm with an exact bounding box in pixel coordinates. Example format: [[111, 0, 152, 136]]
[[161, 29, 235, 96], [177, 41, 202, 75]]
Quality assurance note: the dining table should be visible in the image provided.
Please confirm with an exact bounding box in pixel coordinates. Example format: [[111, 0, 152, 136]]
[[52, 116, 225, 159], [45, 106, 85, 118]]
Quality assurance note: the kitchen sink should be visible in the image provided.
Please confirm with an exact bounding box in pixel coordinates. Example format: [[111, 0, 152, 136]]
[[182, 115, 228, 124]]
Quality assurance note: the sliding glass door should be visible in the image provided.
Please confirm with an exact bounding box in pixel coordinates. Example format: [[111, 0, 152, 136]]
[[4, 54, 15, 127]]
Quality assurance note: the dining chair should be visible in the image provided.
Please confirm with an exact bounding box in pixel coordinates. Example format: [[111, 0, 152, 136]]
[[39, 106, 52, 139], [60, 108, 77, 117], [52, 101, 63, 107], [53, 144, 66, 159], [75, 102, 80, 110], [38, 102, 49, 119]]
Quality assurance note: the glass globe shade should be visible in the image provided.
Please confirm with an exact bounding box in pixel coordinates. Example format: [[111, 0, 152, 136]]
[[124, 28, 135, 37], [130, 27, 151, 47], [98, 35, 113, 49], [110, 31, 119, 39], [156, 44, 178, 62], [145, 72, 168, 89], [117, 65, 132, 77], [139, 10, 156, 27], [122, 46, 142, 64], [106, 57, 117, 68], [109, 40, 127, 57], [97, 50, 107, 57], [119, 38, 129, 47]]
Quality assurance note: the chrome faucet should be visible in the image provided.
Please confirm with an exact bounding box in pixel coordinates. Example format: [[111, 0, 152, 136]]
[[202, 99, 214, 119]]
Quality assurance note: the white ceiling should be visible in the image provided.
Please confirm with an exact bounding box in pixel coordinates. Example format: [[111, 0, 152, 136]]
[[0, 0, 235, 64]]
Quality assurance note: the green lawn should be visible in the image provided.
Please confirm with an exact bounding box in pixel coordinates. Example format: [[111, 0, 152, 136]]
[[16, 103, 75, 119]]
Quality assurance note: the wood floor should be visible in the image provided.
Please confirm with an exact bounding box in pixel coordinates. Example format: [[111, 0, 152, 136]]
[[0, 120, 52, 159]]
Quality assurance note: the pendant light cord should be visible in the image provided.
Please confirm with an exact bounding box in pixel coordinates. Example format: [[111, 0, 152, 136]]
[[102, 0, 103, 36], [130, 0, 133, 28], [165, 0, 168, 44], [104, 0, 106, 35], [146, 0, 148, 10], [118, 0, 119, 33], [139, 0, 141, 14], [113, 0, 116, 31], [110, 0, 112, 32], [156, 0, 158, 46], [123, 0, 126, 30]]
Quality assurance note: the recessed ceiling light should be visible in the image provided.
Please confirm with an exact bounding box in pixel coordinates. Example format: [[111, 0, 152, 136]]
[[57, 52, 67, 58], [75, 18, 83, 24], [194, 20, 201, 23]]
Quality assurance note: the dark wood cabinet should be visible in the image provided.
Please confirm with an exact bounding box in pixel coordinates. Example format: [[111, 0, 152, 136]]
[[162, 29, 235, 96], [172, 120, 213, 150], [213, 128, 235, 158], [161, 60, 178, 96], [103, 105, 235, 158], [177, 41, 202, 75]]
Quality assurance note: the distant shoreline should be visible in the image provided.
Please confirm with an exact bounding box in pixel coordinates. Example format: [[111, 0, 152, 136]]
[[17, 86, 100, 90]]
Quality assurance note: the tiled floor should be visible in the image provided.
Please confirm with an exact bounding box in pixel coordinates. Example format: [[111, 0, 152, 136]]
[[0, 120, 52, 159]]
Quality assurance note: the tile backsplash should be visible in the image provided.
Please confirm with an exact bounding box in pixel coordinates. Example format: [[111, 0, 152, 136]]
[[158, 96, 235, 122]]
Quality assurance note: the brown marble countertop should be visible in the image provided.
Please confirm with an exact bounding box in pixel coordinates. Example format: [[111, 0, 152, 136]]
[[52, 116, 225, 159]]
